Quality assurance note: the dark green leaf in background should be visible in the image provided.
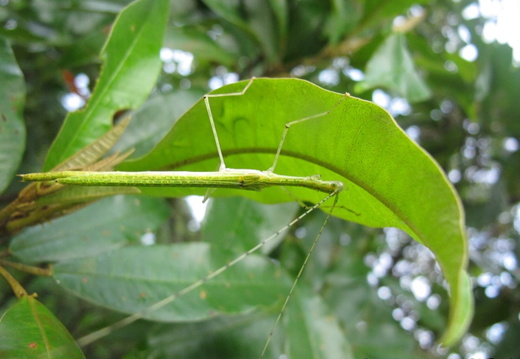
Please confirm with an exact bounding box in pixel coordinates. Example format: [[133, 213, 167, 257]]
[[142, 312, 285, 358], [324, 0, 360, 45], [202, 0, 283, 65], [111, 89, 206, 158], [284, 287, 353, 359], [53, 244, 292, 321], [43, 0, 170, 170], [165, 27, 236, 66], [356, 33, 431, 102], [202, 196, 299, 257], [0, 37, 26, 194], [359, 0, 431, 32], [10, 195, 169, 263]]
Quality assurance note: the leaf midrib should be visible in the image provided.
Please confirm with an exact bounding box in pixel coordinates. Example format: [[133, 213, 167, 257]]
[[144, 146, 428, 245]]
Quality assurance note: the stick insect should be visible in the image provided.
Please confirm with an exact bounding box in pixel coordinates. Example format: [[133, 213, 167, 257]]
[[20, 78, 352, 358]]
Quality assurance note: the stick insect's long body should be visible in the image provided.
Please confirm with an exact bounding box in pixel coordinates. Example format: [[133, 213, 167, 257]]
[[20, 170, 344, 194], [16, 79, 348, 356]]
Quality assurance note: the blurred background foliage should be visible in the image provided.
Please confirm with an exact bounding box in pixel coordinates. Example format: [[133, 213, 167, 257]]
[[0, 0, 519, 358]]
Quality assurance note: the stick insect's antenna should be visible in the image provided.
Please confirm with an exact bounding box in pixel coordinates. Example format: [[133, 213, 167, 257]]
[[203, 78, 255, 171]]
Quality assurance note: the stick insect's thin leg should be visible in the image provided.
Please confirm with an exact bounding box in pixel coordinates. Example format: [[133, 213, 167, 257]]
[[76, 187, 339, 348], [203, 78, 256, 171], [202, 78, 255, 200], [268, 94, 350, 173], [260, 193, 340, 359], [255, 95, 347, 356]]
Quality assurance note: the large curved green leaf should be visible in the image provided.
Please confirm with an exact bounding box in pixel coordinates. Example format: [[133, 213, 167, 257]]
[[43, 0, 169, 170], [119, 78, 471, 345], [0, 296, 84, 359]]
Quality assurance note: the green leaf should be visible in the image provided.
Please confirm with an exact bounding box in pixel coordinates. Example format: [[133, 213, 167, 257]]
[[52, 244, 292, 321], [142, 312, 285, 358], [324, 0, 360, 45], [202, 196, 299, 257], [359, 0, 431, 32], [53, 114, 132, 172], [43, 0, 170, 171], [284, 2, 329, 60], [0, 37, 26, 194], [119, 78, 471, 345], [58, 30, 107, 68], [356, 33, 432, 102], [268, 0, 288, 42], [284, 287, 353, 359], [139, 287, 354, 359], [10, 195, 169, 263], [165, 27, 236, 66], [0, 296, 84, 359], [111, 89, 206, 158], [202, 0, 282, 64]]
